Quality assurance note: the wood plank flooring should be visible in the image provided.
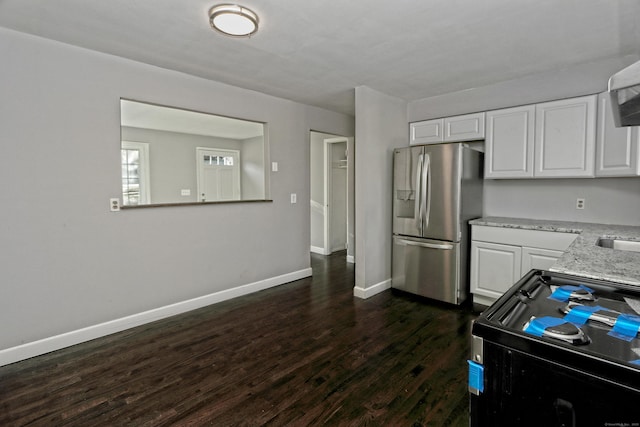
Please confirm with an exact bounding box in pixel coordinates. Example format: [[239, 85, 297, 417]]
[[0, 251, 477, 426]]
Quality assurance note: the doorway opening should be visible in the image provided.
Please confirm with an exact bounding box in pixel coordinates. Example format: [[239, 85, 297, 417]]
[[310, 131, 354, 263]]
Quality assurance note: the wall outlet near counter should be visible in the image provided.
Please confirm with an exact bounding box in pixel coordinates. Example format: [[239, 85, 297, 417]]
[[576, 198, 585, 210]]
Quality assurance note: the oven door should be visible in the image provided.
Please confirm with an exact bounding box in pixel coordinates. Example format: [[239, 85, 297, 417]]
[[470, 339, 640, 427]]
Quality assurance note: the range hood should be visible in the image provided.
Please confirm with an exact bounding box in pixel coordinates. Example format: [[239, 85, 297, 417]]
[[608, 60, 640, 127]]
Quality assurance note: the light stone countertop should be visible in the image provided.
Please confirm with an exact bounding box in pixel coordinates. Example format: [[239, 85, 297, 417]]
[[469, 217, 640, 287]]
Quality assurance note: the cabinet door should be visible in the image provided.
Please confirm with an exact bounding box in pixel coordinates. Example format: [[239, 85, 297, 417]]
[[410, 119, 444, 145], [485, 105, 535, 178], [444, 112, 485, 142], [595, 92, 640, 177], [470, 241, 521, 303], [534, 95, 596, 178], [521, 247, 563, 274]]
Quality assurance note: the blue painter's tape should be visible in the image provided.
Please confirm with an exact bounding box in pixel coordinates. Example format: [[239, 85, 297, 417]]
[[548, 285, 595, 302], [564, 305, 605, 326], [608, 314, 640, 341], [468, 360, 484, 393], [523, 316, 567, 337], [631, 359, 640, 366], [548, 287, 573, 302]]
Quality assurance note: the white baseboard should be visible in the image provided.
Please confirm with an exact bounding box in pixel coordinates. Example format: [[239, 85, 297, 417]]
[[472, 294, 495, 307], [310, 245, 329, 255], [346, 255, 355, 264], [0, 268, 312, 367], [353, 279, 391, 299]]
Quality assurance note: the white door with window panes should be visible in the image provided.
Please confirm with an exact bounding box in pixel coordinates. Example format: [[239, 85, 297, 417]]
[[196, 148, 241, 201]]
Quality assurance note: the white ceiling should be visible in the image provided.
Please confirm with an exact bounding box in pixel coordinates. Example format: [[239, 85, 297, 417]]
[[1, 0, 639, 116]]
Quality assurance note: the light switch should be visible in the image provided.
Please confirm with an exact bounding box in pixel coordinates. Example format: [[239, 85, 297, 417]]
[[290, 193, 297, 204], [272, 162, 278, 172]]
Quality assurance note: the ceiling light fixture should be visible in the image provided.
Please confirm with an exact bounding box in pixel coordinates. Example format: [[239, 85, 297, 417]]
[[208, 4, 259, 37]]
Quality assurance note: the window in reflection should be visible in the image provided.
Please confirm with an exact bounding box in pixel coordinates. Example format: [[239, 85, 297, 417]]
[[204, 155, 234, 166], [121, 141, 150, 205]]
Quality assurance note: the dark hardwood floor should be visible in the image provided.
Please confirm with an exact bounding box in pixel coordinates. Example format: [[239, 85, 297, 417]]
[[0, 252, 477, 426]]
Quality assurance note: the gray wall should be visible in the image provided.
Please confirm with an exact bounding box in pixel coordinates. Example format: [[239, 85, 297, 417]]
[[241, 135, 265, 200], [407, 56, 640, 227], [0, 27, 353, 352], [408, 55, 639, 121], [354, 86, 407, 293], [484, 178, 640, 226]]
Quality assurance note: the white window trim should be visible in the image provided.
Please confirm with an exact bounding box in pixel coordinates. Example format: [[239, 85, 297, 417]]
[[121, 140, 151, 205]]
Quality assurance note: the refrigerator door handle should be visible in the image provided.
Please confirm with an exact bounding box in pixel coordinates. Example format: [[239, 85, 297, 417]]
[[396, 238, 454, 250], [423, 153, 431, 230], [415, 153, 424, 234]]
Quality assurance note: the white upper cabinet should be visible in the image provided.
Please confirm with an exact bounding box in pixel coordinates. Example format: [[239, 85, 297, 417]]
[[443, 112, 485, 142], [485, 105, 535, 178], [595, 92, 640, 177], [534, 95, 597, 178], [410, 118, 444, 145], [410, 112, 485, 145]]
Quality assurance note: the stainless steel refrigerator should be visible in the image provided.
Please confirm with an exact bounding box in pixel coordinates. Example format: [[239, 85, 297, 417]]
[[392, 143, 483, 304]]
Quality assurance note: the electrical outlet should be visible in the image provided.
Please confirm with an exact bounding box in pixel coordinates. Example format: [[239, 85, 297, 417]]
[[110, 198, 120, 212], [576, 198, 585, 210]]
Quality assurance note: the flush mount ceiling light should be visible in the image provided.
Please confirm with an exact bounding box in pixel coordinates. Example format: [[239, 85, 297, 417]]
[[208, 4, 259, 37]]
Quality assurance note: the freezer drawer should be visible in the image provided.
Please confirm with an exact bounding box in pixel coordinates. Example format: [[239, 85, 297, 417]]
[[392, 235, 464, 304]]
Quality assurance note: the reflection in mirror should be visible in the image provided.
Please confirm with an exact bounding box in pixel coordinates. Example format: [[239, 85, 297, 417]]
[[120, 99, 268, 206]]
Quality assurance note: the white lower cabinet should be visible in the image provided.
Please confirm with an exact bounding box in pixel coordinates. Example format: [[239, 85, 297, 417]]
[[471, 241, 522, 304], [470, 225, 578, 306]]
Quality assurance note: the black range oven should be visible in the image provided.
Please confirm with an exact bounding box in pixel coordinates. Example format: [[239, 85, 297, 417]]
[[469, 269, 640, 427]]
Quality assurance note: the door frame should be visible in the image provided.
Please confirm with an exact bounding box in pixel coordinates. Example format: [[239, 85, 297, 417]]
[[195, 147, 241, 202], [324, 138, 347, 255]]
